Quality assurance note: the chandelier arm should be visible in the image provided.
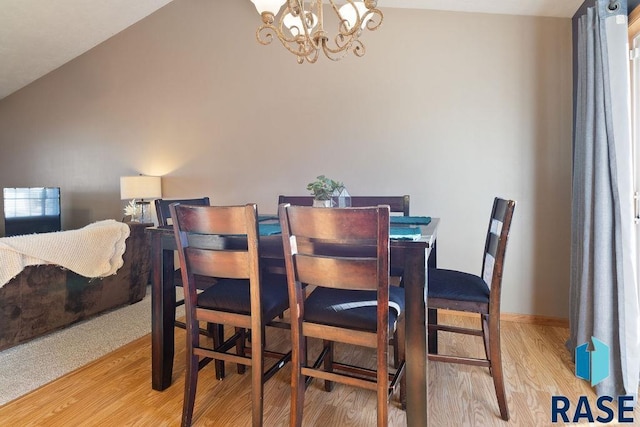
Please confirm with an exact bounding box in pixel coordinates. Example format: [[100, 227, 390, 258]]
[[337, 21, 359, 38], [285, 2, 314, 39], [364, 9, 383, 31], [322, 28, 359, 55], [304, 47, 320, 64], [257, 24, 318, 58], [321, 39, 350, 61], [281, 3, 321, 57], [333, 32, 354, 52], [288, 0, 303, 15], [255, 26, 274, 46], [321, 30, 367, 59], [350, 40, 366, 57], [255, 2, 321, 59]]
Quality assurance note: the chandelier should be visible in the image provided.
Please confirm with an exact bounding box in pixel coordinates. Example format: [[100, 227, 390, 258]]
[[249, 0, 383, 64]]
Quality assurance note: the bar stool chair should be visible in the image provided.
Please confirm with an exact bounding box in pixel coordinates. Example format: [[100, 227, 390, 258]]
[[427, 197, 516, 421], [171, 203, 291, 427], [279, 203, 406, 427]]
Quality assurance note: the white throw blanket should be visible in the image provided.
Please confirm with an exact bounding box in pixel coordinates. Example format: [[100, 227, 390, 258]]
[[0, 219, 130, 287]]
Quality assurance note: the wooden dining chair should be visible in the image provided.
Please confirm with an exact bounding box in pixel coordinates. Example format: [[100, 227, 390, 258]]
[[171, 203, 291, 427], [427, 197, 516, 421], [154, 197, 215, 333], [279, 204, 406, 427]]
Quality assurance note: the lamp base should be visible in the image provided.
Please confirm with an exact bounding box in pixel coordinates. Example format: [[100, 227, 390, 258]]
[[134, 201, 152, 224]]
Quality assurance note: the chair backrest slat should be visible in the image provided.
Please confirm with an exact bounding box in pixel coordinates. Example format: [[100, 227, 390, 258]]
[[185, 248, 250, 279], [486, 229, 500, 258], [493, 198, 510, 222], [351, 196, 410, 216], [286, 206, 381, 241], [174, 204, 249, 235], [295, 254, 379, 290]]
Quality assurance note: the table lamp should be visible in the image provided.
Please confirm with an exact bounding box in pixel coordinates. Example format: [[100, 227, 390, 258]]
[[120, 175, 162, 223]]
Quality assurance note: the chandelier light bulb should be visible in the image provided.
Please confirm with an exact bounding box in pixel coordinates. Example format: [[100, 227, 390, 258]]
[[250, 0, 286, 15]]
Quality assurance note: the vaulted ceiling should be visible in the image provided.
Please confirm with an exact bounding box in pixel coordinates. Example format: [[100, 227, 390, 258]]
[[0, 0, 585, 101]]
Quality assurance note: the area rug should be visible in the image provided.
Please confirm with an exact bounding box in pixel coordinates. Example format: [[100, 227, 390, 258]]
[[0, 286, 183, 406]]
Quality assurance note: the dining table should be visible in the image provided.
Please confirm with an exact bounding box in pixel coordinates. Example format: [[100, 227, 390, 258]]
[[146, 214, 439, 427]]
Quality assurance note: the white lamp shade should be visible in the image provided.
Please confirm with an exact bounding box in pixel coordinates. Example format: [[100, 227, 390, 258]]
[[283, 12, 317, 36], [120, 176, 162, 200], [250, 0, 286, 14], [339, 2, 371, 30]]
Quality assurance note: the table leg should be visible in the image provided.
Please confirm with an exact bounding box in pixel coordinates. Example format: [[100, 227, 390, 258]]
[[404, 246, 428, 427], [427, 241, 438, 354], [151, 235, 176, 391]]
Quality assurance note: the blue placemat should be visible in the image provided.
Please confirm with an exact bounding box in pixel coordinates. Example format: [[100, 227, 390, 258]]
[[259, 223, 281, 236], [258, 214, 279, 222], [390, 216, 431, 225], [390, 226, 422, 241]]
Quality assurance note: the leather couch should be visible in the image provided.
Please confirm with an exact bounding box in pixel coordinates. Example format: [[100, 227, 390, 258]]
[[0, 222, 150, 351]]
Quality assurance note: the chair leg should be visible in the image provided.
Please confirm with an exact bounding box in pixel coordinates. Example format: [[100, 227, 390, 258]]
[[251, 327, 264, 427], [182, 335, 200, 427], [211, 323, 225, 380], [392, 334, 399, 369], [323, 340, 334, 392], [236, 328, 246, 374], [397, 318, 406, 410], [428, 308, 438, 354], [290, 331, 307, 427], [488, 317, 509, 421], [377, 344, 389, 427], [481, 314, 491, 374]]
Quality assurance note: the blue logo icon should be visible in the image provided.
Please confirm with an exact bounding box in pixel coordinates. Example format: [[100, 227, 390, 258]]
[[575, 337, 609, 386]]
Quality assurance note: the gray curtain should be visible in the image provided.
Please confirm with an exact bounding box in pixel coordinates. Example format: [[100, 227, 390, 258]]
[[569, 0, 640, 400]]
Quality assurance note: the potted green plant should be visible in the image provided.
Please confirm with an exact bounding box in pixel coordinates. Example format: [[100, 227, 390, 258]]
[[306, 175, 344, 207]]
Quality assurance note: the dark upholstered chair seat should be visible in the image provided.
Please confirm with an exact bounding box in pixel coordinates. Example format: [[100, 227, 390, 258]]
[[428, 268, 490, 304], [305, 286, 405, 332], [197, 274, 289, 321]]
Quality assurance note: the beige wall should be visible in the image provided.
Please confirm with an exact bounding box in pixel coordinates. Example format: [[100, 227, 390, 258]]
[[0, 0, 573, 318]]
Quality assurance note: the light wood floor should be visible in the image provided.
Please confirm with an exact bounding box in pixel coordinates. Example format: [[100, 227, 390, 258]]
[[1, 313, 638, 426]]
